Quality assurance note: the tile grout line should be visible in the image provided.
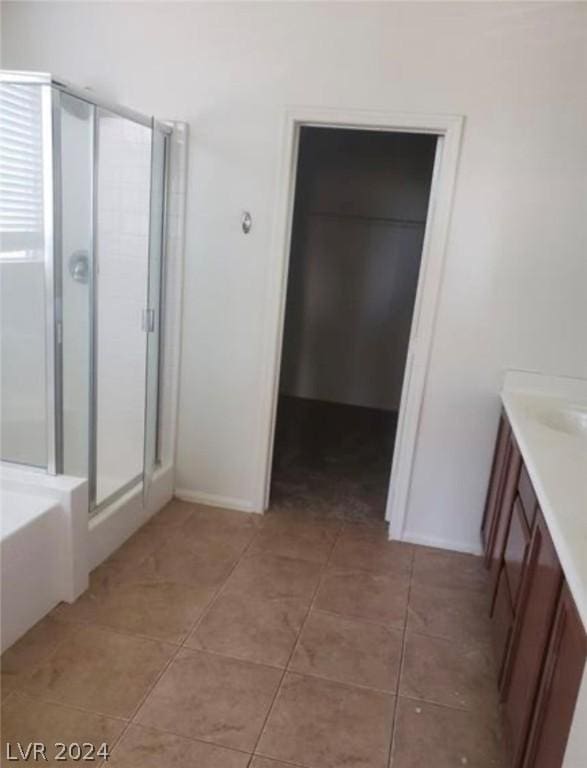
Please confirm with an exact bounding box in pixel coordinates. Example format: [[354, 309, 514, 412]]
[[123, 521, 265, 736], [1, 621, 149, 731], [305, 604, 405, 630], [386, 541, 416, 768], [338, 507, 417, 765], [0, 689, 131, 725], [168, 644, 289, 673], [100, 637, 183, 755], [248, 515, 411, 766], [394, 691, 499, 716], [53, 517, 268, 649], [5, 688, 132, 767], [9, 674, 488, 734], [49, 613, 188, 647], [246, 520, 346, 767], [6, 510, 335, 758], [30, 513, 205, 759], [5, 618, 87, 690], [5, 504, 502, 768], [111, 509, 342, 768], [101, 510, 262, 757], [177, 521, 264, 646], [248, 752, 321, 768], [249, 664, 399, 697], [4, 506, 426, 767], [101, 718, 254, 762]]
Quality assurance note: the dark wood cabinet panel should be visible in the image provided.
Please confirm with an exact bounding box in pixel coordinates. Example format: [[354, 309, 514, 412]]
[[482, 409, 586, 768], [493, 565, 514, 682], [503, 497, 531, 610], [501, 510, 563, 766], [522, 584, 586, 768], [489, 436, 522, 610], [517, 464, 537, 529], [482, 414, 511, 560]]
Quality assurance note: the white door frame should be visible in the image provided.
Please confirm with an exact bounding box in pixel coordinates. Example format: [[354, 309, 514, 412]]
[[255, 106, 464, 540]]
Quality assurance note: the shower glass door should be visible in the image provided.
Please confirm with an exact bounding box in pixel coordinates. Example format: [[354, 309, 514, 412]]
[[93, 108, 152, 508], [1, 73, 169, 513]]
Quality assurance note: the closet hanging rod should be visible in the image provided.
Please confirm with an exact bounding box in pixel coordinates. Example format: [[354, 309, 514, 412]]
[[307, 211, 426, 227]]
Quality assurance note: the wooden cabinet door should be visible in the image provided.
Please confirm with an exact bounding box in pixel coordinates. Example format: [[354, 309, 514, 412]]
[[482, 413, 511, 562], [522, 584, 586, 768], [517, 464, 537, 529], [488, 436, 522, 609], [503, 496, 531, 610], [492, 565, 514, 683], [501, 510, 562, 765]]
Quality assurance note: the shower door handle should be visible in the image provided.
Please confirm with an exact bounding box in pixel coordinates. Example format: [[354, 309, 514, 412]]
[[141, 309, 155, 333]]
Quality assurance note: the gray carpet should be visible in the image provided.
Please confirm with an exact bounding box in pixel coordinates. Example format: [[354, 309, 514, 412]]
[[269, 396, 397, 525]]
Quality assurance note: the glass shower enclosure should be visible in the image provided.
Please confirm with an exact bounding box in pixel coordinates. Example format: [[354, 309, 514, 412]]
[[0, 71, 170, 513]]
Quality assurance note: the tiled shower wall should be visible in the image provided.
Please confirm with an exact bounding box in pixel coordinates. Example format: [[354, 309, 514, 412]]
[[95, 114, 151, 505], [87, 121, 188, 569]]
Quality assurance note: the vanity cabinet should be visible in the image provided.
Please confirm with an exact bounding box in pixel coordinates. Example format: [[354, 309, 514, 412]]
[[501, 510, 562, 765], [481, 414, 511, 554], [522, 584, 586, 768], [502, 497, 531, 609], [523, 584, 586, 768], [482, 414, 522, 602], [483, 411, 586, 768]]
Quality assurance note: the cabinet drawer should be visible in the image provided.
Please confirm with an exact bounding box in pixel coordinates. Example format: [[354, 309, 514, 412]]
[[504, 497, 530, 609], [493, 566, 514, 682], [518, 464, 537, 529]]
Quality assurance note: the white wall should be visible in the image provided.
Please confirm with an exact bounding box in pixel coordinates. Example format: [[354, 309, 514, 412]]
[[280, 129, 435, 411], [3, 2, 586, 551]]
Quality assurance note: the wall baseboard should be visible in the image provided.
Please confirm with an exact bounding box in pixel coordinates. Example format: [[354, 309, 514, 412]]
[[398, 530, 483, 556], [174, 488, 259, 514]]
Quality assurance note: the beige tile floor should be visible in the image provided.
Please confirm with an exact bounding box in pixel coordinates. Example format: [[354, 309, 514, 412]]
[[1, 499, 506, 768]]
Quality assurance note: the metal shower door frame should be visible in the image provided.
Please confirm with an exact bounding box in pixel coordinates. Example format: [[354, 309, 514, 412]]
[[87, 112, 171, 515], [1, 71, 171, 510]]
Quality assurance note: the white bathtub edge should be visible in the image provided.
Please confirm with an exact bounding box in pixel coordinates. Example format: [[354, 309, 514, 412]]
[[0, 472, 89, 652], [1, 463, 173, 652]]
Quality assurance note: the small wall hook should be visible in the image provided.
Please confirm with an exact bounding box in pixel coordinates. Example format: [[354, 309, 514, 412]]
[[241, 211, 252, 234]]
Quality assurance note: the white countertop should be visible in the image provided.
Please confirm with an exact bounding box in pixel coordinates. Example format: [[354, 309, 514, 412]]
[[501, 371, 587, 629]]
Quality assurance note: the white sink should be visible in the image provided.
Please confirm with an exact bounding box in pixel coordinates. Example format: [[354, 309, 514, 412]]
[[535, 403, 587, 439]]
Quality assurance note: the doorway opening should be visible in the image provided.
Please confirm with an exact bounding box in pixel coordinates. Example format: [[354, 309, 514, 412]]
[[268, 126, 438, 525]]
